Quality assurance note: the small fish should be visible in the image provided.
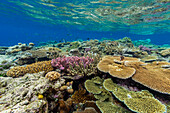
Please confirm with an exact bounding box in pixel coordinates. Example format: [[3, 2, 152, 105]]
[[120, 56, 124, 61]]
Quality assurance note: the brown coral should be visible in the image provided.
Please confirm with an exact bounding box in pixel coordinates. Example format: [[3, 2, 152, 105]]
[[131, 62, 170, 94], [98, 56, 170, 94], [160, 48, 170, 57], [45, 71, 61, 81], [7, 60, 54, 77], [97, 56, 138, 79], [71, 89, 95, 104], [108, 65, 136, 79]]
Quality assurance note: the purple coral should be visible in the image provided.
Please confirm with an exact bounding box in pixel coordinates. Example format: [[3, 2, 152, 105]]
[[51, 56, 94, 72], [138, 45, 157, 54]]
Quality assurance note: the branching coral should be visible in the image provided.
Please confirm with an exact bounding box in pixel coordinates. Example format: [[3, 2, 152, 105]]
[[51, 56, 98, 79], [6, 60, 54, 77], [71, 88, 95, 104]]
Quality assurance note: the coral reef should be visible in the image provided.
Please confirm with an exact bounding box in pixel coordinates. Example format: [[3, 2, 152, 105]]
[[103, 79, 166, 113], [6, 60, 54, 77], [1, 38, 170, 113], [97, 55, 170, 94], [0, 72, 50, 112], [160, 48, 170, 57], [139, 45, 157, 54], [5, 43, 34, 55]]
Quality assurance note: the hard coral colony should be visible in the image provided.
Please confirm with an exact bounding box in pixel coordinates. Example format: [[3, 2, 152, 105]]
[[1, 38, 170, 113]]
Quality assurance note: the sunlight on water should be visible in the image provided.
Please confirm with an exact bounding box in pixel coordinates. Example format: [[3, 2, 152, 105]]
[[1, 0, 169, 35]]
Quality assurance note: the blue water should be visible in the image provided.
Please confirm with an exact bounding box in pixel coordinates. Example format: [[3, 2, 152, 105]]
[[0, 0, 169, 46]]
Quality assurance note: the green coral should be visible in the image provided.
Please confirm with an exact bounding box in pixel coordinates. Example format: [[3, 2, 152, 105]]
[[103, 78, 166, 113], [67, 41, 80, 51], [117, 37, 132, 43], [124, 97, 166, 113], [96, 101, 131, 113], [85, 76, 112, 101], [85, 77, 130, 113], [84, 79, 102, 94]]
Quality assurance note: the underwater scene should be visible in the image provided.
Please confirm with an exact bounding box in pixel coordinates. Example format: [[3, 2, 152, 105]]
[[0, 0, 170, 113]]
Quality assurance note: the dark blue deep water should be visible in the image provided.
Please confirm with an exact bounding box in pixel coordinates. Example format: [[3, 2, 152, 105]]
[[0, 0, 169, 46]]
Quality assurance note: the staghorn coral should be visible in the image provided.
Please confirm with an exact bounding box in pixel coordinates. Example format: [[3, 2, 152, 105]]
[[139, 45, 157, 54], [103, 79, 166, 113], [117, 37, 132, 43], [45, 71, 61, 81], [67, 41, 81, 51], [6, 60, 54, 77]]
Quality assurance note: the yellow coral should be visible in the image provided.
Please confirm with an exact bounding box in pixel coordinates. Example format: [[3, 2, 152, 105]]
[[124, 97, 166, 113], [38, 94, 43, 99], [103, 79, 166, 113], [7, 61, 54, 77], [45, 71, 61, 81]]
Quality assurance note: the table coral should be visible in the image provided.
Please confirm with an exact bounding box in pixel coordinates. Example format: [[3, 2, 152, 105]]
[[97, 56, 139, 79], [131, 62, 170, 94], [96, 101, 131, 113], [103, 79, 166, 113], [124, 97, 166, 113], [98, 56, 170, 94]]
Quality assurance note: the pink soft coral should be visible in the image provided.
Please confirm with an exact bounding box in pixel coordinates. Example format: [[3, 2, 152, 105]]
[[51, 56, 94, 72]]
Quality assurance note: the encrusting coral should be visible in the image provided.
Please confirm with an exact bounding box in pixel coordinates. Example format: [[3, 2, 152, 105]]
[[103, 78, 167, 113], [6, 60, 54, 77]]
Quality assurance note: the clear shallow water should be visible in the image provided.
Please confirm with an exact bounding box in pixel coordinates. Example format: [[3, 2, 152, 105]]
[[0, 0, 169, 46]]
